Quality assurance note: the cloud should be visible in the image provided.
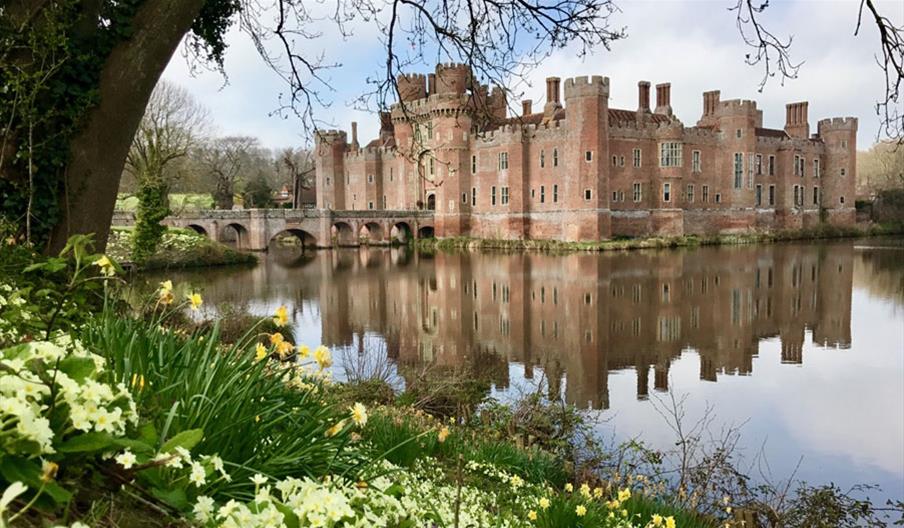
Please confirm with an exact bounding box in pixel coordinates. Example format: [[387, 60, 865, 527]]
[[161, 0, 899, 149]]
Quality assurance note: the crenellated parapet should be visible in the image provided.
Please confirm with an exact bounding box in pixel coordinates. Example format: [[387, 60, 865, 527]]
[[397, 73, 427, 102], [315, 129, 347, 145], [563, 75, 610, 99], [435, 63, 471, 95], [817, 117, 858, 134]]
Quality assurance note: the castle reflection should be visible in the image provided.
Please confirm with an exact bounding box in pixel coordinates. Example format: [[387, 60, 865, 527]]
[[182, 241, 852, 411]]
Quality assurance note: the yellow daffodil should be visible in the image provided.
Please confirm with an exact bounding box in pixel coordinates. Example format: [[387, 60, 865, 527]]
[[160, 280, 173, 292], [618, 487, 631, 502], [269, 332, 284, 345], [580, 483, 591, 498], [314, 345, 332, 369], [510, 475, 524, 489], [297, 344, 310, 358], [575, 505, 587, 517], [593, 486, 604, 498], [665, 516, 676, 528], [273, 305, 289, 327], [538, 497, 550, 510], [350, 402, 368, 427], [277, 340, 293, 359], [651, 513, 664, 526], [94, 255, 115, 277], [527, 510, 537, 521], [187, 292, 203, 310], [437, 426, 450, 443], [325, 420, 345, 437], [564, 483, 573, 493], [255, 343, 268, 361]]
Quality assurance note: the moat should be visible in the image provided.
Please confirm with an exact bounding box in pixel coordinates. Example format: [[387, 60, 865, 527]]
[[147, 238, 904, 502]]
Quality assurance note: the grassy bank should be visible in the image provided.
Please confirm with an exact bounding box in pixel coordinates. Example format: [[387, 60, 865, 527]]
[[107, 226, 257, 271], [416, 222, 904, 254]]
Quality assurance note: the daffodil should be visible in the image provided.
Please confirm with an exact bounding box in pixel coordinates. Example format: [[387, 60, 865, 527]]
[[618, 487, 631, 502], [527, 510, 537, 521], [580, 483, 591, 498], [510, 475, 524, 489], [538, 497, 550, 510], [564, 483, 573, 493], [651, 513, 664, 526], [277, 340, 293, 359], [94, 255, 115, 277], [314, 345, 332, 369], [273, 305, 289, 327], [187, 292, 203, 310], [158, 281, 174, 305], [325, 420, 345, 437], [269, 332, 284, 345], [255, 343, 268, 362], [297, 344, 311, 358], [438, 426, 450, 443], [350, 402, 368, 427], [575, 505, 587, 517], [665, 516, 676, 528]]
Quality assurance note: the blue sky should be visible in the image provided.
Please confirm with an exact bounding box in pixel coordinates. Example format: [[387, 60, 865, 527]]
[[162, 0, 900, 151]]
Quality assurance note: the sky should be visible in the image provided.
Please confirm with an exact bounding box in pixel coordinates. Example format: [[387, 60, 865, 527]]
[[161, 0, 901, 151]]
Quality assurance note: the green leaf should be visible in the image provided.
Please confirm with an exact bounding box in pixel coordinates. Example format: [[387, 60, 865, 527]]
[[0, 456, 72, 504], [273, 502, 300, 528], [150, 486, 188, 510], [138, 422, 158, 446], [160, 428, 204, 454], [57, 431, 115, 453], [112, 437, 155, 454], [57, 356, 95, 382]]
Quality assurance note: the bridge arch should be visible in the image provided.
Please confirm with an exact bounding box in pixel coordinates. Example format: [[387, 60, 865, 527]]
[[390, 222, 413, 244], [269, 228, 318, 249], [418, 225, 436, 239], [185, 224, 209, 237], [220, 222, 249, 250], [332, 221, 356, 246], [358, 222, 385, 245]]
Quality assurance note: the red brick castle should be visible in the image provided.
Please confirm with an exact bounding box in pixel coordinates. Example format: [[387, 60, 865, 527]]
[[315, 64, 857, 240]]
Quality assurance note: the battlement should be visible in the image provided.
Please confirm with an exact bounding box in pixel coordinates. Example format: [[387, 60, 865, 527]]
[[435, 63, 471, 95], [563, 75, 610, 98], [398, 73, 427, 102], [315, 130, 347, 144], [717, 99, 759, 115], [817, 117, 858, 133]]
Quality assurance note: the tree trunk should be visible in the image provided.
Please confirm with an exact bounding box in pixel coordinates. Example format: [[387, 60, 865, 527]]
[[46, 0, 205, 254]]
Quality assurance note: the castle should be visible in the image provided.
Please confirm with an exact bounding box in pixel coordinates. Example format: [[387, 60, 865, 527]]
[[315, 64, 857, 241]]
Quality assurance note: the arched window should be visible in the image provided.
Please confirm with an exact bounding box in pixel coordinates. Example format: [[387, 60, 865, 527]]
[[427, 193, 436, 210]]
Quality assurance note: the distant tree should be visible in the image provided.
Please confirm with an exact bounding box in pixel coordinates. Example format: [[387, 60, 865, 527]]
[[280, 148, 315, 208], [857, 141, 904, 196], [200, 136, 258, 209], [243, 173, 275, 209], [125, 81, 208, 262]]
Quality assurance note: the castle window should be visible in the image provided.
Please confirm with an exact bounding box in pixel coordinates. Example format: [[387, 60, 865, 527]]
[[540, 185, 546, 203], [471, 187, 477, 206], [755, 154, 762, 175], [798, 156, 805, 177], [619, 156, 625, 167], [736, 129, 742, 138], [498, 152, 509, 170], [633, 182, 642, 202], [733, 153, 743, 189], [702, 185, 709, 202], [382, 195, 387, 208], [429, 157, 435, 176], [612, 155, 618, 166], [501, 186, 510, 205], [390, 168, 393, 181], [540, 150, 545, 168], [585, 151, 593, 162], [633, 148, 642, 168], [531, 189, 535, 199], [368, 201, 374, 210], [692, 150, 701, 173], [768, 155, 775, 176], [814, 159, 820, 178], [813, 187, 819, 205], [755, 184, 762, 207], [553, 184, 558, 203], [326, 177, 331, 185], [686, 184, 694, 203], [553, 148, 559, 167], [793, 155, 800, 176], [427, 123, 433, 140], [662, 183, 671, 203], [840, 196, 845, 204], [841, 140, 847, 149], [619, 191, 625, 201], [793, 185, 801, 207], [840, 168, 846, 176], [584, 189, 592, 201], [659, 142, 682, 167], [715, 193, 721, 204], [769, 184, 775, 206], [491, 186, 497, 205], [368, 174, 374, 183], [471, 155, 477, 173], [462, 193, 467, 204], [612, 191, 618, 202]]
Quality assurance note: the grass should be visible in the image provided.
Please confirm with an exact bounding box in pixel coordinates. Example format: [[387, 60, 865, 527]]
[[115, 193, 214, 213], [106, 227, 256, 270], [419, 221, 904, 255]]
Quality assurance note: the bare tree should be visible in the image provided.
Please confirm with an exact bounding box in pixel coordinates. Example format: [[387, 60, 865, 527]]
[[280, 147, 315, 208], [126, 80, 209, 262], [857, 140, 904, 195], [200, 135, 258, 209], [733, 0, 904, 144]]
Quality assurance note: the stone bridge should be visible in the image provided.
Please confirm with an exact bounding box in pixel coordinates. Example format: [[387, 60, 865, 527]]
[[111, 209, 435, 251]]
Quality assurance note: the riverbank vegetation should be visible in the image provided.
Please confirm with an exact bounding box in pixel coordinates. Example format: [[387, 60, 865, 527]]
[[105, 227, 256, 271], [1, 236, 901, 527], [416, 222, 904, 254]]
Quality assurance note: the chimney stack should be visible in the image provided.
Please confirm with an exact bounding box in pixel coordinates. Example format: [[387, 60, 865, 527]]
[[638, 81, 651, 112], [784, 101, 810, 138], [546, 77, 561, 104], [351, 121, 358, 148], [427, 73, 436, 95], [702, 90, 721, 116], [655, 83, 672, 115], [522, 99, 533, 116]]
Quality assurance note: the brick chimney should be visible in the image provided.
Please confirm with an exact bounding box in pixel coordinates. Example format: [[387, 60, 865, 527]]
[[702, 90, 720, 116], [546, 77, 561, 104], [351, 121, 359, 149], [638, 81, 651, 112], [427, 73, 436, 96], [785, 101, 810, 139], [655, 83, 672, 115], [522, 99, 533, 116]]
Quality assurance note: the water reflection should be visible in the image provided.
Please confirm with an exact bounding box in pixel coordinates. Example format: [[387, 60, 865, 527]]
[[150, 239, 904, 500]]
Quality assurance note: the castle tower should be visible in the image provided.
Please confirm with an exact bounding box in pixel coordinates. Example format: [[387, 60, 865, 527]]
[[431, 66, 474, 236], [564, 75, 612, 240], [314, 130, 348, 210], [817, 117, 858, 225]]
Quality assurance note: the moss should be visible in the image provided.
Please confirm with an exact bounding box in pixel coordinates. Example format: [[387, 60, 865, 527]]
[[417, 223, 904, 255]]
